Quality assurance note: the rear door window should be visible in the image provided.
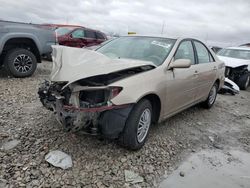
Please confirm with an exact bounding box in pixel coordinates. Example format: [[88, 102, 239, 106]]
[[96, 32, 105, 40], [85, 30, 96, 39], [194, 41, 214, 64]]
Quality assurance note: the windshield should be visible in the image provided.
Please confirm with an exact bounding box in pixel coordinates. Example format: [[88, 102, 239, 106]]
[[217, 48, 250, 60], [55, 27, 76, 36], [96, 36, 176, 66]]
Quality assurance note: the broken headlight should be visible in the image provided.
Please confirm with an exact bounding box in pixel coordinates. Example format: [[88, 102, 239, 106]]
[[109, 86, 123, 100], [78, 86, 122, 108]]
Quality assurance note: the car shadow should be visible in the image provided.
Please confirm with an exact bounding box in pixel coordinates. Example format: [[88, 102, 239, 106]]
[[0, 69, 10, 78]]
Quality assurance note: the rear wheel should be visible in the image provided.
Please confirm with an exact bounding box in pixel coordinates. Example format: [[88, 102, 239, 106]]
[[119, 99, 152, 150], [237, 73, 250, 90], [202, 82, 218, 109], [4, 48, 37, 77]]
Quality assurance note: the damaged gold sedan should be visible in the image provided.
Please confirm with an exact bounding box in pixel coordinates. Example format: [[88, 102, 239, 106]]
[[38, 36, 225, 150]]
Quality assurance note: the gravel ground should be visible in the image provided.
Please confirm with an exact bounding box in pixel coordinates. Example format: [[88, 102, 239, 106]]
[[0, 61, 250, 187]]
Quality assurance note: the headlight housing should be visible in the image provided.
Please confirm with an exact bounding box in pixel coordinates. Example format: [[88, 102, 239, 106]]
[[109, 86, 123, 100]]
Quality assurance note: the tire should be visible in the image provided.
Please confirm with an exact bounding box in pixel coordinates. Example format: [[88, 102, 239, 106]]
[[119, 99, 152, 150], [202, 82, 218, 109], [237, 73, 250, 90], [4, 48, 37, 78]]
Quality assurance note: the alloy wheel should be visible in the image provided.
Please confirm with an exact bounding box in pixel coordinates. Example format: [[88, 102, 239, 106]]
[[137, 108, 151, 143], [208, 85, 217, 105], [13, 54, 33, 73]]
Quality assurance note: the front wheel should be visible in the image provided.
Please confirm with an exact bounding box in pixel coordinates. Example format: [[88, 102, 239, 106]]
[[119, 99, 152, 150], [202, 82, 218, 109]]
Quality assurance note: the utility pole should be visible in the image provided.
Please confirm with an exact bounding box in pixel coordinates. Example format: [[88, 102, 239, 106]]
[[205, 33, 208, 43], [161, 21, 165, 34]]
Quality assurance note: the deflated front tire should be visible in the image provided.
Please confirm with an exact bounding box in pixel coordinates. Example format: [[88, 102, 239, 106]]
[[119, 99, 152, 150]]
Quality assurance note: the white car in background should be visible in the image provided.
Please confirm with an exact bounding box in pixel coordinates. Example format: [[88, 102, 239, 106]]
[[217, 47, 250, 90]]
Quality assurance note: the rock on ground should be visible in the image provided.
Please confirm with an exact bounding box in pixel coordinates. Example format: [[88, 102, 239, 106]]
[[1, 139, 20, 150], [124, 170, 144, 184], [45, 150, 72, 170]]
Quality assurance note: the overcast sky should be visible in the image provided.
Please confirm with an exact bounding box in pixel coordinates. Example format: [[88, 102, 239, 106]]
[[0, 0, 249, 46]]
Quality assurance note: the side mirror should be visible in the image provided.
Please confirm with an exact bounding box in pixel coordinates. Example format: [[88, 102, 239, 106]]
[[169, 59, 191, 69]]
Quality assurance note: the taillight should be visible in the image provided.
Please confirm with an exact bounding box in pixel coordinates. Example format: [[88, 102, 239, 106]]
[[110, 87, 122, 99]]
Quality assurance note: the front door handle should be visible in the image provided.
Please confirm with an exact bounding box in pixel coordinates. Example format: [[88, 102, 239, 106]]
[[213, 66, 217, 70]]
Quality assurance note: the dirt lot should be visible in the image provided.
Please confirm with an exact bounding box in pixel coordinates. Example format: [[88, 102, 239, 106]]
[[0, 61, 250, 187]]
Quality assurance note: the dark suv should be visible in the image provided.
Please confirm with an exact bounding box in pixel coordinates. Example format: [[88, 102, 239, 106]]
[[54, 25, 107, 48]]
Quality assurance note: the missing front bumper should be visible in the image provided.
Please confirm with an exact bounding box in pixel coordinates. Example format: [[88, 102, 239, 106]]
[[38, 80, 133, 138], [55, 100, 133, 138]]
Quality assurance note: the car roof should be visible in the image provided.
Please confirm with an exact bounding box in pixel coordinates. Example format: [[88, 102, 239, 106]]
[[225, 46, 250, 51], [41, 24, 105, 34], [121, 35, 187, 40], [120, 35, 207, 42], [41, 24, 82, 28], [69, 27, 105, 34]]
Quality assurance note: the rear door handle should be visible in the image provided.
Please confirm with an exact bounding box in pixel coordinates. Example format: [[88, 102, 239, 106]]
[[213, 66, 217, 70], [194, 70, 199, 75]]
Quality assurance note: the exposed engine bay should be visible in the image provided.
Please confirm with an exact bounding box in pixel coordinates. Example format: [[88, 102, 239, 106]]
[[219, 65, 249, 95], [38, 80, 123, 134], [218, 55, 250, 91], [225, 65, 248, 81]]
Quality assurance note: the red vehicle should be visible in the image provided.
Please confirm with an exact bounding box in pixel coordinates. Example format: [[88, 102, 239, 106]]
[[40, 24, 107, 48]]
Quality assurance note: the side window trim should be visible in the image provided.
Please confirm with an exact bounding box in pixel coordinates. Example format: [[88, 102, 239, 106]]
[[191, 40, 198, 65]]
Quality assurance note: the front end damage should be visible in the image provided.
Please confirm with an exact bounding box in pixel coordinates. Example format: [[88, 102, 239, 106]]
[[224, 65, 249, 82], [38, 46, 156, 138], [218, 55, 250, 90], [38, 80, 133, 138], [224, 65, 250, 90]]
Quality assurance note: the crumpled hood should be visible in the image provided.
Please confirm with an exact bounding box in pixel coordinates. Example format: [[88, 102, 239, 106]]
[[218, 55, 250, 70], [50, 45, 156, 86]]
